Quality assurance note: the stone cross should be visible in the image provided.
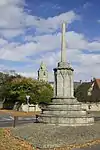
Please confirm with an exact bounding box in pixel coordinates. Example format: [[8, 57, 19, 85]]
[[61, 22, 66, 63]]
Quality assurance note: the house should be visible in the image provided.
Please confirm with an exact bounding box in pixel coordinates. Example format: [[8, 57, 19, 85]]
[[75, 78, 100, 103], [89, 79, 100, 102]]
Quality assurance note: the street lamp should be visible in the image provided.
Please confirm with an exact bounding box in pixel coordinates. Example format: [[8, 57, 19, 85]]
[[26, 95, 30, 112]]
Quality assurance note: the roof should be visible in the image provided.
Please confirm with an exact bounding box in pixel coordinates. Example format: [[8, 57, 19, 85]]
[[95, 79, 100, 89]]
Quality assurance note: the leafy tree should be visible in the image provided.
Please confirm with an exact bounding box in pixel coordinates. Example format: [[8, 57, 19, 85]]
[[36, 81, 53, 104], [0, 71, 22, 108], [74, 82, 92, 102], [2, 76, 53, 107], [0, 72, 20, 101]]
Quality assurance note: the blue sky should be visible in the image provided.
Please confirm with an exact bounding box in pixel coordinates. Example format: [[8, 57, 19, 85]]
[[0, 0, 100, 81]]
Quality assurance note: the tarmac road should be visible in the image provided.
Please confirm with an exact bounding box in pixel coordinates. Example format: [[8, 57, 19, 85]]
[[0, 114, 37, 127], [0, 119, 36, 127]]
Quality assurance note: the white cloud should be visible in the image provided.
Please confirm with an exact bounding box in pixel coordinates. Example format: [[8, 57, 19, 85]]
[[0, 0, 26, 38], [74, 62, 100, 81], [0, 0, 24, 6], [83, 2, 92, 9], [0, 0, 100, 81], [0, 29, 24, 38], [33, 11, 80, 33], [0, 42, 36, 61], [0, 38, 8, 46], [97, 20, 100, 23], [1, 30, 100, 63], [24, 31, 100, 53], [48, 71, 54, 81], [17, 71, 37, 79], [0, 64, 8, 71], [0, 0, 79, 38], [87, 41, 100, 50], [67, 31, 87, 49]]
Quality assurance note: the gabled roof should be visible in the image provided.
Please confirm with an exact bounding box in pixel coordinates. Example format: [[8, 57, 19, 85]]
[[95, 79, 100, 89]]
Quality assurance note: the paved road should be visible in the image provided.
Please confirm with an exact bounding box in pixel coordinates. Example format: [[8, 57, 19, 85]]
[[0, 119, 37, 127], [0, 114, 38, 127]]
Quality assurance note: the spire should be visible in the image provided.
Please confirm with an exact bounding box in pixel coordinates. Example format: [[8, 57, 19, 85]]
[[61, 22, 66, 62], [40, 61, 46, 70]]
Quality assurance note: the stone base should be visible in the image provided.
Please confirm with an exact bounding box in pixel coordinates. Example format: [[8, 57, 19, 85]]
[[40, 97, 94, 126], [41, 115, 94, 126]]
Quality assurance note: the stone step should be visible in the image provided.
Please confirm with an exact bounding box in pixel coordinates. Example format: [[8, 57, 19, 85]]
[[47, 104, 83, 110], [52, 97, 81, 105], [43, 110, 86, 116], [41, 113, 93, 118], [40, 115, 94, 126]]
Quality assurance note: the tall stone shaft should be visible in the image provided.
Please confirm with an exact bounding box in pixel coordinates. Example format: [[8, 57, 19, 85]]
[[61, 22, 66, 62]]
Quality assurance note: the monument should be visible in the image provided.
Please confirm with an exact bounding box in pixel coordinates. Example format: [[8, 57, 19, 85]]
[[40, 23, 94, 126]]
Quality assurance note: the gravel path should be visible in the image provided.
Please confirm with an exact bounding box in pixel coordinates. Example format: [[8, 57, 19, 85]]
[[11, 122, 100, 149]]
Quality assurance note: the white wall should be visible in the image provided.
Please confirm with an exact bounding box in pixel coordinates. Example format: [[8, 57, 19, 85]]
[[20, 102, 100, 112], [20, 104, 42, 112]]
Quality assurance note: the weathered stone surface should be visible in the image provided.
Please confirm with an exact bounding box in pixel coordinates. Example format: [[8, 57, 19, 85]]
[[54, 67, 74, 97], [47, 104, 83, 110], [41, 115, 94, 126], [51, 97, 80, 104], [43, 110, 87, 116], [40, 22, 94, 126]]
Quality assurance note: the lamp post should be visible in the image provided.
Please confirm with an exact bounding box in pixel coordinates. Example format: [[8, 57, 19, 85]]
[[26, 95, 30, 112]]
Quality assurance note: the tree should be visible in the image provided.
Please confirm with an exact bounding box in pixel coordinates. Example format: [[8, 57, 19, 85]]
[[35, 81, 53, 104], [0, 71, 22, 109], [74, 82, 92, 102], [0, 72, 17, 101], [3, 76, 53, 107]]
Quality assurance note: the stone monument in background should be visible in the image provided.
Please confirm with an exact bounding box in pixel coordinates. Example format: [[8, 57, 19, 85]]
[[40, 22, 94, 126]]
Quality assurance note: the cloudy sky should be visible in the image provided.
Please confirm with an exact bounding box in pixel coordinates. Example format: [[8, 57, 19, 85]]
[[0, 0, 100, 81]]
